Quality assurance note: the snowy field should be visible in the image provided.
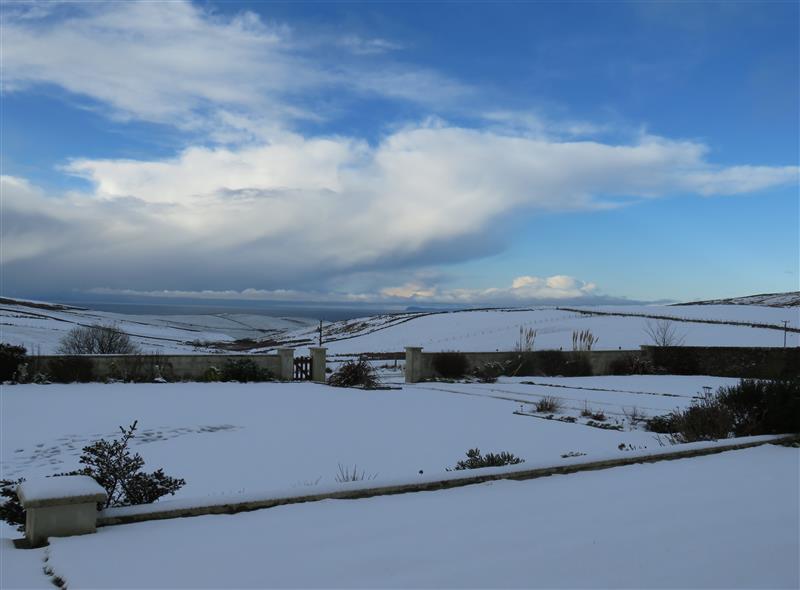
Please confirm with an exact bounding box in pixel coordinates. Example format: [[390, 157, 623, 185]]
[[5, 445, 798, 588], [2, 377, 797, 588], [1, 376, 739, 494], [2, 298, 798, 355], [288, 305, 800, 354], [0, 299, 315, 354]]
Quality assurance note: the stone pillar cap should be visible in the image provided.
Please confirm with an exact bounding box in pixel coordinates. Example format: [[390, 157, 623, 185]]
[[18, 476, 107, 509]]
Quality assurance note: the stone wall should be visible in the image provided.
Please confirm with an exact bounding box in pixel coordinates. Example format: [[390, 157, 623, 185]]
[[406, 347, 799, 382], [29, 353, 284, 382]]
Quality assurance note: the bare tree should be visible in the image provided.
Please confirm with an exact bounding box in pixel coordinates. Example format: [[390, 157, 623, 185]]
[[57, 324, 140, 355], [644, 319, 686, 347]]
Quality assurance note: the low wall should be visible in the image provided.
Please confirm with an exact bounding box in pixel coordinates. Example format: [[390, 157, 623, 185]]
[[643, 346, 800, 379], [407, 346, 799, 382], [28, 354, 284, 382]]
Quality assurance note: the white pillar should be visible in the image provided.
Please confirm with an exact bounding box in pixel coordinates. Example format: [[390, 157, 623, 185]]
[[309, 347, 327, 383], [277, 348, 294, 381]]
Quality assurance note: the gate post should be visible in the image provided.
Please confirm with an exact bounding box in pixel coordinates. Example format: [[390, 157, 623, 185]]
[[309, 347, 327, 383], [277, 348, 294, 381], [405, 347, 423, 383]]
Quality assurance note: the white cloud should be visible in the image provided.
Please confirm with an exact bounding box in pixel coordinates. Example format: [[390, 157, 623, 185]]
[[3, 122, 796, 296], [338, 35, 403, 55], [1, 1, 465, 132]]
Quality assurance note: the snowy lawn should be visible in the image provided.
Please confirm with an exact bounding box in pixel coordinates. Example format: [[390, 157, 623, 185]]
[[2, 377, 736, 499], [10, 444, 795, 589]]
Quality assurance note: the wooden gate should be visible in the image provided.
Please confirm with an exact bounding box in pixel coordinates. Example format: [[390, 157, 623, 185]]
[[293, 356, 312, 380]]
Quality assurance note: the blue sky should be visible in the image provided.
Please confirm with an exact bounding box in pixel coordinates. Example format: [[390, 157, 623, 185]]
[[1, 0, 798, 306]]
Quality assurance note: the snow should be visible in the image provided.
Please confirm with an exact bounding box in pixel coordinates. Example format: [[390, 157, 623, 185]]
[[0, 300, 315, 354], [286, 305, 800, 354], [1, 377, 733, 497], [17, 476, 105, 506], [36, 444, 800, 588]]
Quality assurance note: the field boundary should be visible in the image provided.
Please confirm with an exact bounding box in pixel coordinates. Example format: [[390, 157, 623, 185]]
[[97, 434, 796, 528]]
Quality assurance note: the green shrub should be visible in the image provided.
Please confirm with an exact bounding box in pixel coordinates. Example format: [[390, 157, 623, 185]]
[[432, 352, 469, 379], [0, 343, 26, 382], [1, 422, 185, 532], [328, 359, 379, 388], [450, 448, 525, 470], [47, 356, 95, 383], [220, 358, 273, 382], [646, 414, 678, 434], [473, 361, 505, 383]]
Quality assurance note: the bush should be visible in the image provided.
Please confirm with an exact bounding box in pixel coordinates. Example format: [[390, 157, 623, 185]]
[[432, 352, 469, 379], [536, 350, 592, 377], [717, 379, 800, 436], [0, 343, 26, 382], [609, 354, 654, 376], [473, 361, 505, 383], [0, 421, 185, 532], [450, 448, 525, 470], [328, 359, 379, 388], [220, 358, 273, 382], [646, 414, 679, 434], [47, 356, 95, 383], [536, 396, 563, 413], [0, 478, 25, 531], [57, 324, 140, 355], [665, 379, 800, 443]]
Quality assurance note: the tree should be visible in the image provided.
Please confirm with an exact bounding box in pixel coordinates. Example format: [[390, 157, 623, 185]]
[[644, 319, 686, 347], [57, 323, 140, 355]]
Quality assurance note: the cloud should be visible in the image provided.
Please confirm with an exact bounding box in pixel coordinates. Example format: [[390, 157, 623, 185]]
[[83, 273, 597, 305], [338, 35, 404, 55], [2, 122, 796, 297], [1, 1, 465, 132]]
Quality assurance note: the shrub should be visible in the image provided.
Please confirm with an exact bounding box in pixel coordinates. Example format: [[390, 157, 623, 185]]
[[572, 329, 599, 352], [328, 359, 379, 388], [0, 478, 25, 531], [57, 324, 140, 355], [0, 421, 185, 532], [0, 343, 27, 382], [515, 327, 537, 352], [536, 396, 563, 413], [432, 352, 469, 379], [450, 448, 524, 470], [649, 347, 700, 375], [47, 356, 95, 383], [717, 379, 800, 436], [220, 358, 273, 382], [646, 414, 679, 434], [536, 350, 592, 377], [608, 354, 654, 375], [200, 366, 222, 382], [473, 361, 505, 383], [666, 379, 799, 443], [54, 421, 185, 508]]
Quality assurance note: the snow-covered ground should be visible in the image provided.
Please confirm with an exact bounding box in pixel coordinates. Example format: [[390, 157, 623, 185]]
[[2, 377, 797, 588], [0, 299, 316, 354], [2, 297, 797, 355], [1, 377, 737, 493], [287, 305, 799, 354], [5, 444, 797, 588]]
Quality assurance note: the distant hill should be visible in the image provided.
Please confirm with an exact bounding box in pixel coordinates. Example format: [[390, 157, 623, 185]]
[[677, 292, 800, 308]]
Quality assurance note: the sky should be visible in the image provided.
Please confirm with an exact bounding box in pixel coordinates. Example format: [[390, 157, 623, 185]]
[[1, 0, 798, 308]]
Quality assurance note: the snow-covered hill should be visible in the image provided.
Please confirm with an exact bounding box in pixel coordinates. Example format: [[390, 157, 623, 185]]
[[277, 304, 800, 354], [678, 291, 800, 308], [0, 298, 315, 354]]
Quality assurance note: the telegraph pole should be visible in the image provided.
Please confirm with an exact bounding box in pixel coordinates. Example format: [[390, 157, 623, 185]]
[[782, 320, 789, 348], [318, 320, 323, 347]]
